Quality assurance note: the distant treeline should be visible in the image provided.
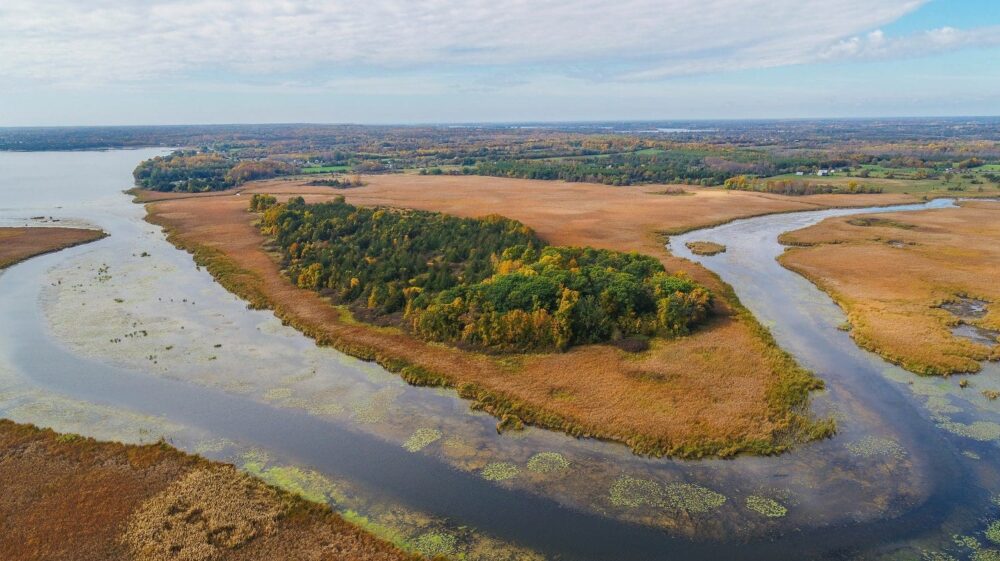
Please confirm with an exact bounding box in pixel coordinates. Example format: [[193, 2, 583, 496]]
[[722, 176, 883, 195], [469, 150, 855, 187], [133, 151, 296, 192], [258, 196, 712, 352]]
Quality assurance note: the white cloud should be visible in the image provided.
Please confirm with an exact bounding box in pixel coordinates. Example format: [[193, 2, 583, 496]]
[[820, 25, 1000, 62], [0, 0, 988, 88]]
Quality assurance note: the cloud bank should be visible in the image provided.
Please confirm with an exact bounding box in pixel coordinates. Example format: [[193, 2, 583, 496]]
[[0, 0, 993, 88]]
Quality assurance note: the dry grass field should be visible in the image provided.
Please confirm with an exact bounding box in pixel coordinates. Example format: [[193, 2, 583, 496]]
[[0, 420, 415, 561], [140, 176, 921, 457], [780, 200, 1000, 375], [0, 227, 107, 269]]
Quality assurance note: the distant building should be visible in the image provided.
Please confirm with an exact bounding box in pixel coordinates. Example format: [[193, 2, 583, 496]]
[[817, 169, 831, 177], [795, 171, 805, 176]]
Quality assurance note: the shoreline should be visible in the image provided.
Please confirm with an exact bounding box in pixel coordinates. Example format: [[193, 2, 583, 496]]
[[139, 176, 848, 459]]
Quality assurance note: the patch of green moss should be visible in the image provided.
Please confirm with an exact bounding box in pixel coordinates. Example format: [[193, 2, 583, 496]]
[[481, 462, 520, 481], [403, 428, 442, 452], [526, 452, 570, 474], [745, 495, 788, 517]]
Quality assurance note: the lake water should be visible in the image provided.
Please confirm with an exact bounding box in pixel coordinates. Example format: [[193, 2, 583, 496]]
[[2, 150, 1000, 560]]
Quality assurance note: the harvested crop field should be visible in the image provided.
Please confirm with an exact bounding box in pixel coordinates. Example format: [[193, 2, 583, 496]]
[[139, 175, 918, 457], [779, 200, 1000, 375], [0, 419, 413, 561], [0, 227, 107, 269]]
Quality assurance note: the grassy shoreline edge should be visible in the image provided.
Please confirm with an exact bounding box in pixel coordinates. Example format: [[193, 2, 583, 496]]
[[144, 196, 834, 459]]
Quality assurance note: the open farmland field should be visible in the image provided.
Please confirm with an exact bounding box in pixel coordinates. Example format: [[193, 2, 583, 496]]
[[779, 200, 1000, 375], [141, 174, 924, 458]]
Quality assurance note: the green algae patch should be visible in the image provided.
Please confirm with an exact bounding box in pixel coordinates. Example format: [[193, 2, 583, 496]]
[[412, 530, 458, 558], [481, 462, 520, 481], [664, 483, 727, 513], [745, 495, 788, 518], [240, 449, 345, 505], [846, 435, 906, 459], [526, 451, 570, 474], [403, 428, 442, 452]]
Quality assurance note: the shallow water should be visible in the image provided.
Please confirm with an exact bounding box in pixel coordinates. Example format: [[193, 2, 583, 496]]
[[2, 150, 1000, 560]]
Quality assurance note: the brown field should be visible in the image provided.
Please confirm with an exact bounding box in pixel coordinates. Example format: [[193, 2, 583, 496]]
[[779, 200, 1000, 375], [0, 227, 107, 269], [140, 175, 922, 457], [0, 419, 414, 561]]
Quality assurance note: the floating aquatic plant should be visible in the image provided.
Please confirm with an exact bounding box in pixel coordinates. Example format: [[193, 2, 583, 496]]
[[926, 396, 962, 415], [987, 521, 1000, 545], [403, 428, 442, 452], [526, 452, 570, 474], [193, 438, 237, 455], [262, 387, 293, 401], [745, 495, 788, 518], [846, 435, 906, 459], [481, 462, 520, 481], [938, 420, 1000, 442], [921, 551, 959, 561], [664, 482, 727, 513], [412, 530, 458, 558], [609, 475, 665, 508], [351, 387, 403, 424]]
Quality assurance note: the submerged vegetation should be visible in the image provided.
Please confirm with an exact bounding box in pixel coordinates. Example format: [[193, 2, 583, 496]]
[[261, 196, 713, 353]]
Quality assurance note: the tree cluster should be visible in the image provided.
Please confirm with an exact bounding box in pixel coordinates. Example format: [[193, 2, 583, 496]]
[[133, 150, 295, 192], [260, 197, 712, 353]]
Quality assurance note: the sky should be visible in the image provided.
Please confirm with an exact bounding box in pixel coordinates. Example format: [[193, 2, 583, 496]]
[[0, 0, 998, 126]]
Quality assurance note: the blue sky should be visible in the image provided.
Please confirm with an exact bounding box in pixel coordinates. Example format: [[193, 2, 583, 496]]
[[0, 0, 998, 125]]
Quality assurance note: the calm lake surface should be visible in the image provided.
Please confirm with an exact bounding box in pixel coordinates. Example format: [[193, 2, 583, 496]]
[[2, 150, 999, 560]]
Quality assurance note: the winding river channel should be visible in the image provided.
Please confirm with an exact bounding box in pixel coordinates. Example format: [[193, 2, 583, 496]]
[[2, 150, 999, 560]]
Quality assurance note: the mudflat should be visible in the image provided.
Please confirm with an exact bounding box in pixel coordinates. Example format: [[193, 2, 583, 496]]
[[0, 227, 107, 269], [140, 175, 920, 457], [780, 200, 1000, 375]]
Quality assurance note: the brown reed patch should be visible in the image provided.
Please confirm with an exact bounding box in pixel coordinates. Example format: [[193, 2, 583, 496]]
[[138, 174, 896, 456], [780, 200, 1000, 375], [0, 420, 413, 561], [0, 227, 106, 269]]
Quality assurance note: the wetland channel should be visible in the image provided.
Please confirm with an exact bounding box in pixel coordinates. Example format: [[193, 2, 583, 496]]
[[2, 150, 999, 560]]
